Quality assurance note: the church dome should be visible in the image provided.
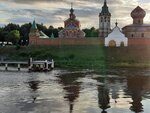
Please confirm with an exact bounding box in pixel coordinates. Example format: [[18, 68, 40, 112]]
[[131, 6, 146, 19]]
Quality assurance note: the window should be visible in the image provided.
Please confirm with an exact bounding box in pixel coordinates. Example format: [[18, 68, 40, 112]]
[[131, 34, 134, 38], [141, 33, 144, 38]]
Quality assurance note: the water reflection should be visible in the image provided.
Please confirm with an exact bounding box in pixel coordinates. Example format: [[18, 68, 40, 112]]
[[57, 72, 84, 113], [0, 69, 150, 113], [14, 75, 41, 112], [98, 85, 110, 113], [127, 76, 150, 113], [28, 80, 40, 103]]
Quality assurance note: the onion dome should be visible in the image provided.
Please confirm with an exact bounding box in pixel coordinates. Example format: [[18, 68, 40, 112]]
[[131, 6, 146, 19], [69, 8, 76, 19]]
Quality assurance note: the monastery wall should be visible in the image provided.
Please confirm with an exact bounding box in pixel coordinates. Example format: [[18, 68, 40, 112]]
[[128, 38, 150, 46], [30, 38, 104, 46], [29, 37, 150, 46]]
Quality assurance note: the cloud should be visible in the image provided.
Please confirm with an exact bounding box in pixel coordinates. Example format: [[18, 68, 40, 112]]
[[0, 0, 149, 29]]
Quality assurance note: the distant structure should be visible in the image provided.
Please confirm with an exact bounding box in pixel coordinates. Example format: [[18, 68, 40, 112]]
[[99, 0, 111, 38], [105, 22, 128, 47], [29, 20, 50, 45], [29, 20, 40, 42], [59, 3, 85, 38], [122, 6, 150, 38]]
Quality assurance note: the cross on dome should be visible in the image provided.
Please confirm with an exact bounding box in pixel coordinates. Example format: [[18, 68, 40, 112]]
[[115, 19, 118, 26]]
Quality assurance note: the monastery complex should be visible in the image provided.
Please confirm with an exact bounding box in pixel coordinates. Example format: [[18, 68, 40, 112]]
[[29, 0, 150, 47]]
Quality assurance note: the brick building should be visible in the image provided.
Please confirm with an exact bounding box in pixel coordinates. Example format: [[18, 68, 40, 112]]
[[122, 6, 150, 38], [58, 4, 85, 38]]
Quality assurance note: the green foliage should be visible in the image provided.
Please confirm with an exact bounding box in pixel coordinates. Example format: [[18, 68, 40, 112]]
[[7, 30, 20, 44], [4, 23, 20, 32], [0, 22, 100, 45], [83, 27, 98, 38], [15, 44, 21, 50]]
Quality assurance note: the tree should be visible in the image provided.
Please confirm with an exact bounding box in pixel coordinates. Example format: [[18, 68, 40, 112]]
[[4, 23, 20, 32], [7, 30, 20, 45], [82, 27, 98, 38], [20, 23, 31, 45], [0, 28, 5, 42]]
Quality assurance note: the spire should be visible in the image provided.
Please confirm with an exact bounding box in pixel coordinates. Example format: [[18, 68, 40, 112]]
[[100, 0, 111, 16], [115, 19, 118, 26], [69, 2, 76, 19], [71, 2, 73, 9], [32, 20, 37, 29]]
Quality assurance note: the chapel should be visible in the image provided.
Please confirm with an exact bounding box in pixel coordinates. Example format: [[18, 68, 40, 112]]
[[105, 22, 128, 47]]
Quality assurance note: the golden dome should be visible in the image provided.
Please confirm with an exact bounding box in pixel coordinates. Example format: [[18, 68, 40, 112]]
[[131, 6, 146, 19]]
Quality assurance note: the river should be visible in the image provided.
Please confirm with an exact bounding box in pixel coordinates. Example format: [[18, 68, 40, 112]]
[[0, 68, 150, 113]]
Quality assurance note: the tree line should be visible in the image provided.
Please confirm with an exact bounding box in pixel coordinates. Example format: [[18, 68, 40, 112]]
[[0, 23, 98, 45]]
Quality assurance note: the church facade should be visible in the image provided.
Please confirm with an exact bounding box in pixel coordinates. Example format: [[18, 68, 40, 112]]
[[105, 22, 128, 47], [58, 5, 85, 38]]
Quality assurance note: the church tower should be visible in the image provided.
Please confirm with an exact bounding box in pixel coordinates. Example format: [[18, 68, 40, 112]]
[[29, 20, 40, 45], [99, 0, 111, 37]]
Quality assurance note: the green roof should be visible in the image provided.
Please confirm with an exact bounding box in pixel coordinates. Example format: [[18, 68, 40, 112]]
[[32, 20, 37, 29], [50, 33, 55, 38], [39, 31, 49, 38]]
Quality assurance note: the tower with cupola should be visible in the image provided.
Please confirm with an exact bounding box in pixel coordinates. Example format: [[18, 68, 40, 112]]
[[29, 20, 40, 45], [99, 0, 111, 37], [59, 3, 85, 38], [122, 6, 150, 38]]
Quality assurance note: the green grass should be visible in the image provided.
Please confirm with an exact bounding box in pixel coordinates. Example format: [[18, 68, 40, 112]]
[[1, 45, 150, 69], [0, 45, 106, 69]]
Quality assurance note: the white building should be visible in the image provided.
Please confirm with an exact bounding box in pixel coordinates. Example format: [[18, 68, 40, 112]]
[[105, 22, 128, 47]]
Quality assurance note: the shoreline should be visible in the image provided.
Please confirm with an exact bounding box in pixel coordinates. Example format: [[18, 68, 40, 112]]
[[1, 45, 150, 69]]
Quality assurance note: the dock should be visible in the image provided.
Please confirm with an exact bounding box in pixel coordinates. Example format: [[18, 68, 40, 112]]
[[0, 58, 54, 72]]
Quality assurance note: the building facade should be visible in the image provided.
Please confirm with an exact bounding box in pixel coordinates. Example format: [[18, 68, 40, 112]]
[[59, 5, 85, 38], [105, 22, 128, 47], [122, 6, 150, 38], [99, 0, 111, 38]]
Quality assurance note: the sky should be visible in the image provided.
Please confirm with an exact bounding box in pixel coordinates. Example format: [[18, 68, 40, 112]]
[[0, 0, 150, 29]]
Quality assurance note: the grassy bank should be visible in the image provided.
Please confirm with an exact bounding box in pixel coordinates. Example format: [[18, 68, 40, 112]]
[[0, 46, 105, 69], [1, 45, 150, 69]]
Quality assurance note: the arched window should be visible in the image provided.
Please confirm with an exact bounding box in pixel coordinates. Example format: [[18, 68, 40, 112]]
[[109, 40, 116, 47], [120, 42, 124, 47]]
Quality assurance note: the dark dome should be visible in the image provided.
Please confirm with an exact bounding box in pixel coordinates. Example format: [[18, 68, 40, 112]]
[[131, 6, 146, 19]]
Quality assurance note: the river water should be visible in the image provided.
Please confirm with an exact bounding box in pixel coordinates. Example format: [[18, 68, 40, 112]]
[[0, 68, 150, 113]]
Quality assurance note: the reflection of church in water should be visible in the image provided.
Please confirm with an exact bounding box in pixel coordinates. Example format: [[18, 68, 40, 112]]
[[57, 72, 83, 113]]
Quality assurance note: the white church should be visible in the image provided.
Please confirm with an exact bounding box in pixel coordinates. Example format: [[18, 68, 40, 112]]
[[105, 22, 128, 47], [99, 0, 128, 47]]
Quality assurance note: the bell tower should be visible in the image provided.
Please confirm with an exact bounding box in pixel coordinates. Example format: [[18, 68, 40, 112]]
[[99, 0, 111, 38]]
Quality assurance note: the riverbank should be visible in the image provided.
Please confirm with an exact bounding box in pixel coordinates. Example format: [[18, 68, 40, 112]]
[[1, 45, 150, 69]]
